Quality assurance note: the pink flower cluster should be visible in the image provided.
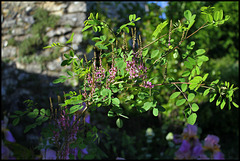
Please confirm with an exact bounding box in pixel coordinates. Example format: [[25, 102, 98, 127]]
[[125, 52, 154, 89]]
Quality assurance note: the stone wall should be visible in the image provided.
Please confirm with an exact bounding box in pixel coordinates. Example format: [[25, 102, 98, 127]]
[[1, 1, 87, 116], [2, 1, 86, 75]]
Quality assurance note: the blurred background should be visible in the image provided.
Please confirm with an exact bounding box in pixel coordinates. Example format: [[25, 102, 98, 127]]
[[1, 1, 239, 159]]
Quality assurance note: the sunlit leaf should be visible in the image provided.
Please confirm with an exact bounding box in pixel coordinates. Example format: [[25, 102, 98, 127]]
[[170, 92, 181, 99], [176, 99, 186, 106], [116, 118, 123, 128], [187, 113, 197, 125]]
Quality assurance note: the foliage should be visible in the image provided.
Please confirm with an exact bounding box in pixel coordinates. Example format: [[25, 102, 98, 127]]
[[10, 3, 239, 159]]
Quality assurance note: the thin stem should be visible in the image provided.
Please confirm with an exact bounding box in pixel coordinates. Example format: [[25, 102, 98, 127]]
[[173, 83, 192, 111]]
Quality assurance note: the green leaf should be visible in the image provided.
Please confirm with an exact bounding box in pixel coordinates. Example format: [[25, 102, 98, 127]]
[[182, 70, 190, 77], [138, 92, 149, 100], [142, 48, 149, 57], [206, 14, 213, 22], [151, 50, 160, 59], [181, 84, 188, 92], [188, 57, 196, 66], [220, 98, 226, 109], [112, 98, 120, 107], [101, 88, 112, 97], [191, 103, 199, 112], [129, 14, 133, 21], [66, 32, 74, 44], [187, 113, 197, 125], [116, 118, 123, 128], [40, 109, 45, 116], [211, 79, 219, 85], [43, 45, 52, 49], [202, 73, 209, 81], [203, 88, 211, 96], [216, 96, 222, 106], [184, 61, 193, 69], [196, 49, 205, 56], [191, 68, 196, 77], [96, 44, 108, 50], [232, 102, 239, 108], [108, 110, 116, 117], [13, 117, 20, 126], [176, 99, 186, 106], [152, 108, 159, 116], [218, 9, 223, 20], [100, 35, 106, 41], [189, 83, 198, 90], [142, 102, 154, 111], [184, 10, 192, 21], [187, 41, 195, 50], [70, 50, 74, 57], [190, 76, 202, 83], [170, 92, 181, 99], [188, 93, 195, 102], [135, 17, 141, 21], [197, 55, 209, 62], [210, 93, 217, 102], [27, 109, 39, 118], [53, 78, 64, 84], [195, 66, 200, 75], [70, 105, 84, 114], [156, 105, 166, 112], [82, 25, 92, 32], [67, 71, 73, 77], [64, 53, 70, 59], [152, 20, 168, 38], [214, 10, 220, 21], [224, 15, 230, 21], [61, 60, 70, 66], [123, 26, 129, 33]]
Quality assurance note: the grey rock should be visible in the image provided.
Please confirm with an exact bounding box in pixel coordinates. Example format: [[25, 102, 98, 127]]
[[11, 28, 25, 36], [46, 30, 56, 37], [58, 36, 67, 43], [23, 16, 34, 24], [2, 19, 16, 28], [1, 46, 17, 58], [73, 33, 83, 44], [46, 27, 72, 37], [55, 27, 72, 35], [67, 2, 87, 13], [25, 63, 42, 74], [58, 13, 86, 27], [46, 57, 62, 71]]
